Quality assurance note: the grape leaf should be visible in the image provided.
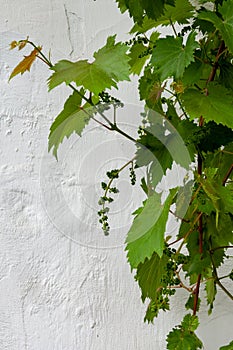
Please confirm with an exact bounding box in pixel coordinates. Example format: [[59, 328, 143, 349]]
[[206, 214, 233, 256], [200, 175, 233, 217], [198, 1, 233, 54], [116, 0, 174, 25], [182, 83, 233, 129], [205, 142, 233, 182], [182, 60, 204, 87], [142, 0, 171, 21], [205, 277, 216, 314], [119, 0, 144, 24], [135, 252, 168, 301], [48, 36, 130, 94], [220, 341, 233, 350], [126, 189, 177, 268], [9, 47, 41, 80], [130, 0, 192, 33], [166, 314, 203, 350], [48, 59, 114, 94], [138, 68, 163, 109], [128, 42, 150, 75], [93, 36, 130, 82], [185, 295, 200, 312], [153, 0, 194, 26], [219, 61, 233, 90], [151, 31, 198, 80], [48, 91, 93, 159]]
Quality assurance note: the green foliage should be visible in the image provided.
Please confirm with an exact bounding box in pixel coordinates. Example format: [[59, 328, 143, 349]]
[[198, 0, 233, 54], [10, 0, 233, 349], [220, 341, 233, 350], [48, 90, 93, 159], [182, 83, 233, 129], [131, 0, 194, 33], [151, 32, 198, 80], [166, 314, 203, 349], [126, 189, 177, 267], [48, 36, 130, 94]]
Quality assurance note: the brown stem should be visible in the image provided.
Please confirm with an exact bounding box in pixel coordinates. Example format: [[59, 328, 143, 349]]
[[210, 252, 233, 301], [211, 245, 233, 252], [169, 210, 190, 223], [207, 41, 225, 84], [222, 164, 233, 186], [175, 271, 192, 293]]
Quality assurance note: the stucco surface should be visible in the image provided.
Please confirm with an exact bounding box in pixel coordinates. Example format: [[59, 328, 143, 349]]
[[0, 1, 233, 349]]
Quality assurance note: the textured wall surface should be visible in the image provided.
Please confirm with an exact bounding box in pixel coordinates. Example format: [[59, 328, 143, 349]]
[[0, 1, 233, 349]]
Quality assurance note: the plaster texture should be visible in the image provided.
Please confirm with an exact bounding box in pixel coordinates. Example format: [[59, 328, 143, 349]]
[[0, 1, 232, 349]]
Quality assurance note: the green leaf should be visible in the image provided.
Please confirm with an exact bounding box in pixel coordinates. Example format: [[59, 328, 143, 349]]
[[181, 314, 199, 332], [154, 0, 194, 26], [206, 213, 233, 257], [182, 83, 233, 129], [142, 0, 167, 20], [200, 174, 233, 217], [198, 1, 233, 54], [48, 60, 111, 94], [219, 61, 233, 90], [151, 31, 198, 80], [48, 91, 92, 158], [220, 341, 233, 350], [135, 252, 168, 301], [182, 60, 204, 87], [138, 67, 163, 109], [126, 189, 177, 268], [194, 122, 233, 153], [166, 314, 203, 350], [48, 36, 130, 94], [185, 295, 200, 312], [205, 278, 216, 314], [205, 142, 233, 182], [130, 0, 193, 33], [93, 35, 130, 82], [128, 42, 150, 75]]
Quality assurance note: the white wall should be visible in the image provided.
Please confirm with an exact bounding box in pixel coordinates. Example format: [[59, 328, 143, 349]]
[[0, 1, 232, 349]]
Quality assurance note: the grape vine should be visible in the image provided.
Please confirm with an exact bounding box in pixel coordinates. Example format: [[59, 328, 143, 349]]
[[9, 0, 233, 348]]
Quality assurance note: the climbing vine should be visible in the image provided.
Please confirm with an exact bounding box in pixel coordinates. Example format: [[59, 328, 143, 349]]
[[9, 0, 233, 348]]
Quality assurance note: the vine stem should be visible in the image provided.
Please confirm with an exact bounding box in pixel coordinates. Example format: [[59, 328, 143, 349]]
[[193, 40, 227, 316], [23, 40, 137, 144], [210, 252, 233, 301], [170, 19, 178, 37], [222, 164, 233, 186], [102, 158, 136, 212]]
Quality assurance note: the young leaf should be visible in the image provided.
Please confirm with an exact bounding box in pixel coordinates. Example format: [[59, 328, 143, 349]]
[[126, 188, 177, 268], [182, 83, 233, 129], [166, 314, 203, 350], [198, 0, 233, 54], [151, 31, 198, 80], [48, 91, 93, 159], [9, 47, 41, 80]]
